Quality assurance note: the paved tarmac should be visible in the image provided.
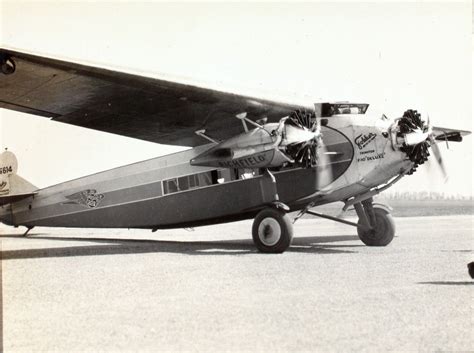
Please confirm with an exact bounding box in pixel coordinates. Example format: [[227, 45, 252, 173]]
[[1, 215, 473, 352]]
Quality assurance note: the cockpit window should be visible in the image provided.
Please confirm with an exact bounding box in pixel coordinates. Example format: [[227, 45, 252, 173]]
[[320, 103, 369, 117]]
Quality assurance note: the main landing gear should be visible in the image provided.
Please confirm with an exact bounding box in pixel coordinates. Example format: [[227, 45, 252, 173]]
[[295, 197, 395, 247], [354, 199, 395, 246], [252, 207, 293, 253], [251, 197, 395, 253], [250, 169, 395, 253], [251, 168, 293, 253]]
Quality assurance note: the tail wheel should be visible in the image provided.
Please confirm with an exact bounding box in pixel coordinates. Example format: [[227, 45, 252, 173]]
[[0, 56, 16, 75], [252, 208, 293, 253], [357, 207, 395, 246]]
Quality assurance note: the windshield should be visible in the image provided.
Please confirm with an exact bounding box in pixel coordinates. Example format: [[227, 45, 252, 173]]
[[320, 103, 369, 117]]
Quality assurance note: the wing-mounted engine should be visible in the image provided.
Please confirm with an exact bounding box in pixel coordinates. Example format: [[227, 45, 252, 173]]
[[190, 109, 322, 169]]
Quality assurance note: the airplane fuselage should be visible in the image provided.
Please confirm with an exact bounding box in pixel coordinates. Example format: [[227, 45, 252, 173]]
[[0, 114, 413, 230]]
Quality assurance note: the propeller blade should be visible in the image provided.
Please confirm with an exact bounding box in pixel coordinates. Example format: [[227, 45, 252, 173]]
[[315, 141, 333, 192], [429, 136, 448, 182]]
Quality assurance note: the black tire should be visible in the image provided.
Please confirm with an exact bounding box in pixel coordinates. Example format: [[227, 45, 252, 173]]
[[357, 207, 395, 246], [1, 58, 15, 75], [252, 208, 293, 253], [468, 262, 474, 279]]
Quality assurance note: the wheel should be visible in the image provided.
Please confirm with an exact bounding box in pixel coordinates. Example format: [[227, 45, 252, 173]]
[[252, 208, 293, 253], [357, 207, 395, 246], [468, 262, 474, 279], [1, 57, 15, 75]]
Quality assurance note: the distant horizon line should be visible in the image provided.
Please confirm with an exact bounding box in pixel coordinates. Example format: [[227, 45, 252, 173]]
[[379, 190, 473, 200]]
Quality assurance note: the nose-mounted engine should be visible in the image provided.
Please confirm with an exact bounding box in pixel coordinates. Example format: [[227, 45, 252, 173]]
[[394, 109, 430, 167], [390, 109, 442, 175], [190, 109, 322, 169]]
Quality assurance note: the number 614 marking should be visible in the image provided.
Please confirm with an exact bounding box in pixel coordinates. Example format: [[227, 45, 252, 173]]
[[0, 166, 13, 174]]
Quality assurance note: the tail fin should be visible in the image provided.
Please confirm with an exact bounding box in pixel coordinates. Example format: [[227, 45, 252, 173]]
[[0, 150, 37, 206]]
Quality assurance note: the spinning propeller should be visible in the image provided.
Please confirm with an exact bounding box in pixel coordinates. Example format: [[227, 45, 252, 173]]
[[285, 109, 322, 168], [284, 109, 333, 191], [397, 109, 448, 181]]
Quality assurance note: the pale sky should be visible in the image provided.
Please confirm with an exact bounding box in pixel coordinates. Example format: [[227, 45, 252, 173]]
[[0, 1, 472, 196]]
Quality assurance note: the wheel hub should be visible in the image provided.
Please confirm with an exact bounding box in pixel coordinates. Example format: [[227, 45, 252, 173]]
[[258, 217, 281, 246]]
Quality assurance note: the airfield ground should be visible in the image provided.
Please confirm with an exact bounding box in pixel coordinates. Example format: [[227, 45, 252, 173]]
[[0, 215, 473, 351]]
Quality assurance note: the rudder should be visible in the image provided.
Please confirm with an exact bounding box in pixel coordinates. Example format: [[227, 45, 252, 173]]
[[0, 149, 37, 206]]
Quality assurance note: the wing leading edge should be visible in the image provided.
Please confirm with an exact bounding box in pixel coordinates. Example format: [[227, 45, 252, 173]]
[[0, 48, 311, 147]]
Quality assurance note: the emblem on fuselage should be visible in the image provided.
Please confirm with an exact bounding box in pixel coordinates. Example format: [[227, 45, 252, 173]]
[[0, 181, 8, 195], [63, 189, 105, 208], [355, 133, 376, 150]]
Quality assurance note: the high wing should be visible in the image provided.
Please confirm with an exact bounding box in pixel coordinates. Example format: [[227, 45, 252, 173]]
[[0, 48, 311, 147]]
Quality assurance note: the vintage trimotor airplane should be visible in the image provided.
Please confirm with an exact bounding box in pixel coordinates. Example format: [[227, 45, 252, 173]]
[[0, 48, 471, 253]]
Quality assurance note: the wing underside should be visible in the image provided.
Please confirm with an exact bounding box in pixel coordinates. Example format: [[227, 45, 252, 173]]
[[0, 48, 310, 147]]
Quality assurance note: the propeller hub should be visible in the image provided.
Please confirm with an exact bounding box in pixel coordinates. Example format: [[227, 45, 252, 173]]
[[392, 109, 447, 179], [281, 109, 322, 168]]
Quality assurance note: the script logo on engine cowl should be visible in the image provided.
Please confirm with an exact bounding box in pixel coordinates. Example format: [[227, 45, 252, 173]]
[[355, 133, 376, 150]]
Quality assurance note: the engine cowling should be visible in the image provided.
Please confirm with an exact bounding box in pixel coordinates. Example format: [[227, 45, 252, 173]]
[[190, 110, 322, 169]]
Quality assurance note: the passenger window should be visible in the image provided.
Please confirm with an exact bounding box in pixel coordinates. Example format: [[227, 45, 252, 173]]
[[197, 172, 213, 186], [189, 174, 198, 188], [163, 179, 178, 194], [163, 170, 225, 195], [217, 169, 231, 183], [178, 176, 189, 191]]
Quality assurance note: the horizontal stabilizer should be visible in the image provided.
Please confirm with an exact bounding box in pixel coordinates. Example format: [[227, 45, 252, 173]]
[[432, 126, 471, 142], [0, 192, 37, 206]]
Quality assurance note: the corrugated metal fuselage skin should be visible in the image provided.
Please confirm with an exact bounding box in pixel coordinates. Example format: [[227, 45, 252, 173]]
[[0, 118, 412, 229]]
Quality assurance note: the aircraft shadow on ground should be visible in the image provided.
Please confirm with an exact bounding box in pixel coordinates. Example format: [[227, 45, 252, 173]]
[[418, 281, 474, 286], [0, 233, 361, 260]]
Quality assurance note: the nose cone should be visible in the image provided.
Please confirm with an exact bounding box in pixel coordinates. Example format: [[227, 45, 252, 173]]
[[403, 129, 429, 146], [281, 124, 319, 147]]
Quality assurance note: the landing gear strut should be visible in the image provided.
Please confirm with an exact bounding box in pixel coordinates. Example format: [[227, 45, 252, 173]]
[[295, 197, 395, 247], [354, 198, 395, 246], [252, 169, 293, 253], [23, 226, 34, 237]]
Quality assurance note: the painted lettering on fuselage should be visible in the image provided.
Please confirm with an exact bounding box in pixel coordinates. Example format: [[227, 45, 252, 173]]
[[355, 133, 376, 150], [357, 152, 385, 162], [217, 154, 267, 168], [359, 149, 375, 155], [0, 165, 13, 175]]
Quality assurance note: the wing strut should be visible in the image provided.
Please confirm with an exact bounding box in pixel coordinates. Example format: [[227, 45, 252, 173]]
[[194, 130, 219, 144]]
